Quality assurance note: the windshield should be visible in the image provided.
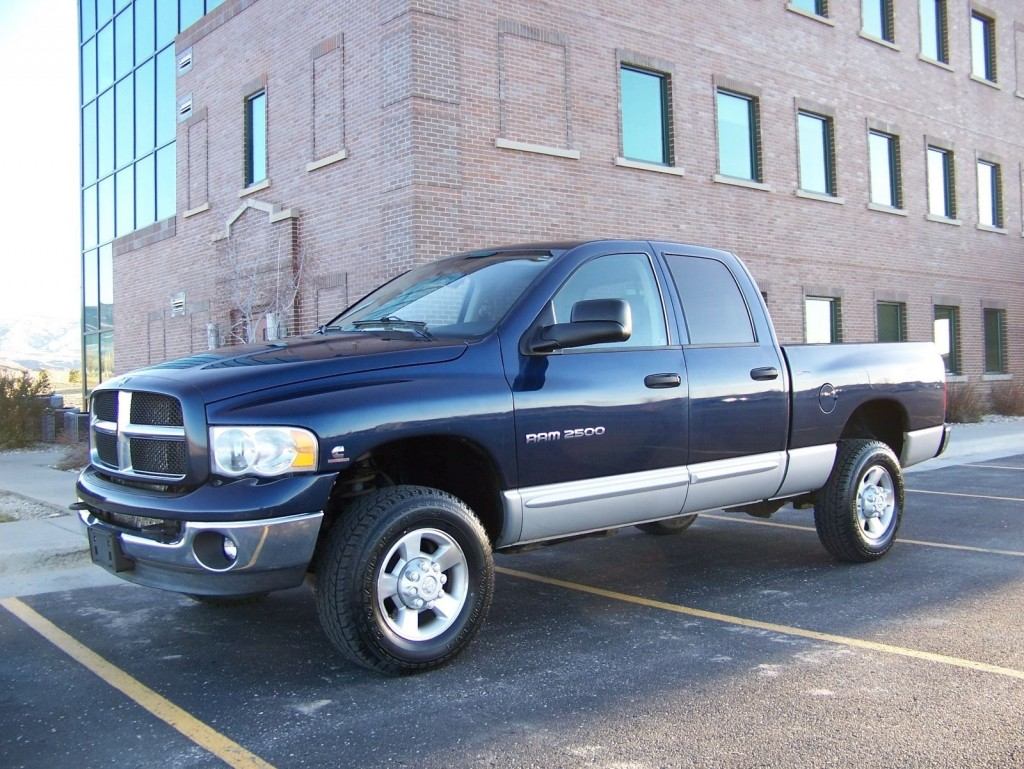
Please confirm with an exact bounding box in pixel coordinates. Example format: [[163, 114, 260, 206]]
[[326, 252, 554, 338]]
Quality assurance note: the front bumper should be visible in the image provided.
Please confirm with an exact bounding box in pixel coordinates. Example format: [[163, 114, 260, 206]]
[[77, 466, 331, 595], [80, 508, 323, 595]]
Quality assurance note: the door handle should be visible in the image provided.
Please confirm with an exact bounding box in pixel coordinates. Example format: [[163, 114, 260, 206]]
[[750, 366, 780, 381], [645, 373, 681, 389]]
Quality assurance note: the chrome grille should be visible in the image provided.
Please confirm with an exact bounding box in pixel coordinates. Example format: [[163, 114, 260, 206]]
[[90, 390, 188, 481]]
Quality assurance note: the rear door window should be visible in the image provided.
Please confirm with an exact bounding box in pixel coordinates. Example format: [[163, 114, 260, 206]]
[[665, 255, 755, 345]]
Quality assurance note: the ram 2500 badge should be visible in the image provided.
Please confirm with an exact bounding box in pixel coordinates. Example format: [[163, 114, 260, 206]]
[[77, 240, 949, 673]]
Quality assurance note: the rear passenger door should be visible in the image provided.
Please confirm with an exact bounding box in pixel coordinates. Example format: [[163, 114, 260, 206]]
[[656, 248, 790, 512]]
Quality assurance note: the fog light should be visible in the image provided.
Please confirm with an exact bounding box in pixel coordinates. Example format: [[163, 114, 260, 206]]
[[223, 537, 238, 563]]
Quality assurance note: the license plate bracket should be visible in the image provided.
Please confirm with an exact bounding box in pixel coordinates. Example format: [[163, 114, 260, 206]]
[[88, 527, 134, 573]]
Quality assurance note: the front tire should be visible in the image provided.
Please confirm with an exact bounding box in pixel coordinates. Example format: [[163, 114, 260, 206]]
[[814, 439, 904, 562], [315, 485, 494, 674]]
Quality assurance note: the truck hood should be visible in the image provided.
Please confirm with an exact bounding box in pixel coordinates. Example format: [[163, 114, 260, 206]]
[[102, 332, 469, 404]]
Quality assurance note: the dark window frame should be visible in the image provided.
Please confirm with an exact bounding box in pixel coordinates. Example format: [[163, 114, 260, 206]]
[[619, 64, 673, 166], [244, 90, 267, 187], [716, 88, 762, 183], [933, 305, 961, 374], [971, 11, 997, 82], [927, 145, 957, 219], [797, 110, 837, 196], [805, 295, 843, 344], [920, 0, 950, 62], [863, 0, 896, 42], [790, 0, 829, 18], [976, 159, 1004, 228], [868, 130, 903, 209], [876, 301, 907, 342], [983, 308, 1007, 373]]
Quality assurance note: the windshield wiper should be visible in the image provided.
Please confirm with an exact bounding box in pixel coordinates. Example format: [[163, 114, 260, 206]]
[[350, 317, 432, 338]]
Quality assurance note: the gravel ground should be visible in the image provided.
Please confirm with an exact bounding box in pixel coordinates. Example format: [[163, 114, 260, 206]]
[[0, 491, 66, 523]]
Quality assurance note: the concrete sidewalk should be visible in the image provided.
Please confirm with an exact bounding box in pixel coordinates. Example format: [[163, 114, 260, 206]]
[[1, 419, 1022, 599]]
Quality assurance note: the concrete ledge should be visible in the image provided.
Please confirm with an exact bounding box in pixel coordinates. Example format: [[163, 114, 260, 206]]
[[495, 138, 580, 160], [795, 189, 845, 205], [969, 74, 1001, 90], [183, 202, 210, 218], [977, 223, 1008, 235], [614, 157, 685, 176], [713, 174, 772, 192], [918, 54, 954, 72], [857, 31, 900, 51], [238, 178, 271, 198], [785, 4, 835, 26], [306, 149, 349, 172], [926, 213, 962, 226], [867, 202, 908, 216]]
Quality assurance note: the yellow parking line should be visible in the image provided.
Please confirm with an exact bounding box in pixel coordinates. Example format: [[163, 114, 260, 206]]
[[699, 513, 1024, 558], [0, 597, 276, 769], [494, 566, 1024, 681], [906, 488, 1024, 503]]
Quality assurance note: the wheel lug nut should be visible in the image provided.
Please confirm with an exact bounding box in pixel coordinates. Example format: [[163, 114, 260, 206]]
[[409, 572, 419, 581], [409, 586, 418, 595], [412, 598, 423, 608], [440, 574, 447, 585]]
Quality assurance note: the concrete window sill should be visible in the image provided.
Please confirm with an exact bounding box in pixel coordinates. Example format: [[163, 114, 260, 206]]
[[925, 213, 962, 226], [918, 54, 954, 72], [969, 74, 1001, 90], [795, 189, 845, 205], [867, 202, 908, 216], [495, 138, 580, 160], [982, 373, 1012, 382], [945, 374, 968, 383], [306, 149, 348, 172], [858, 31, 900, 52], [238, 178, 270, 198], [713, 174, 772, 192], [183, 202, 210, 218], [977, 223, 1008, 235], [785, 5, 835, 26], [614, 157, 685, 176]]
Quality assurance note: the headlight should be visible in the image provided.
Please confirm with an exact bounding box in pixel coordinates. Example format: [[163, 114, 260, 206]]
[[209, 426, 318, 477]]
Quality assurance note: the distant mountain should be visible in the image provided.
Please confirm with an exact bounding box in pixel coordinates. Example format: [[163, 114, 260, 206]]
[[0, 315, 81, 371]]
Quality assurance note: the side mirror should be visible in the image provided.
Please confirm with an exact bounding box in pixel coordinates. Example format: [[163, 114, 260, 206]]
[[530, 299, 632, 353]]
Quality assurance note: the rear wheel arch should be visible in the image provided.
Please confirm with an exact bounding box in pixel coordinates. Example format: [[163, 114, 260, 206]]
[[839, 399, 908, 459]]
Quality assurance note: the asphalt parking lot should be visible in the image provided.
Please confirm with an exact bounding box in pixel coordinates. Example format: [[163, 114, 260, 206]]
[[3, 455, 1023, 769]]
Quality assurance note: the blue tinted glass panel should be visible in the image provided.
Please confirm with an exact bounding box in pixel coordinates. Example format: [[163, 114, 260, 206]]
[[97, 22, 114, 92], [156, 0, 177, 48], [245, 92, 267, 185], [100, 331, 115, 382], [971, 15, 994, 80], [82, 0, 97, 37], [85, 334, 100, 391], [156, 143, 176, 220], [83, 249, 99, 332], [868, 132, 896, 207], [83, 184, 98, 248], [790, 0, 824, 14], [98, 175, 115, 243], [927, 147, 952, 217], [919, 0, 944, 61], [156, 47, 175, 146], [717, 91, 755, 181], [82, 37, 97, 100], [798, 112, 830, 195], [114, 6, 133, 79], [862, 0, 885, 38], [135, 58, 155, 153], [207, 0, 225, 9], [83, 102, 97, 183], [134, 0, 154, 60], [116, 166, 134, 237], [115, 77, 134, 168], [135, 152, 156, 228], [620, 67, 667, 164], [98, 89, 114, 176], [181, 0, 203, 29], [99, 245, 114, 328], [97, 0, 114, 24]]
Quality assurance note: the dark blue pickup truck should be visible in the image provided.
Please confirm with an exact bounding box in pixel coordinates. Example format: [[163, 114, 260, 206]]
[[77, 240, 949, 672]]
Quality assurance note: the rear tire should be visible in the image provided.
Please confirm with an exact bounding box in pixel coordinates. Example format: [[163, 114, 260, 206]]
[[814, 439, 904, 562], [636, 514, 698, 535], [315, 485, 494, 674]]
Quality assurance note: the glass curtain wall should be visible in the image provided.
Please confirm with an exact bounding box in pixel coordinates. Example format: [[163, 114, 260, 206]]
[[79, 0, 223, 393]]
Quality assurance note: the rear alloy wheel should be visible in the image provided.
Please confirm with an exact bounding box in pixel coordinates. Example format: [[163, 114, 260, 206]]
[[814, 439, 905, 562], [315, 485, 494, 674], [636, 514, 698, 535]]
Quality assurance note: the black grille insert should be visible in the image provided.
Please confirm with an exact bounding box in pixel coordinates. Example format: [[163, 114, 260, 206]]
[[131, 393, 183, 426], [92, 391, 117, 422], [93, 431, 118, 467], [130, 438, 187, 476]]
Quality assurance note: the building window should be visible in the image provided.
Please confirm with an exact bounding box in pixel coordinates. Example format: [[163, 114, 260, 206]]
[[863, 0, 895, 42], [984, 308, 1007, 373], [876, 302, 907, 342], [244, 90, 267, 186], [620, 66, 671, 165], [976, 160, 1003, 228], [805, 296, 842, 343], [919, 0, 949, 62], [868, 131, 901, 208], [790, 0, 828, 17], [797, 112, 836, 196], [933, 305, 960, 374], [716, 90, 761, 182], [927, 146, 956, 219], [971, 12, 997, 82]]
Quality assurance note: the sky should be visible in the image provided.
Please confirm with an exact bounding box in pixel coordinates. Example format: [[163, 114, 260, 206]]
[[0, 0, 80, 325]]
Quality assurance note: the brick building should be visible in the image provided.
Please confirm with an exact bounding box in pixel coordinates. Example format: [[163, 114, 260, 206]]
[[84, 0, 1023, 391]]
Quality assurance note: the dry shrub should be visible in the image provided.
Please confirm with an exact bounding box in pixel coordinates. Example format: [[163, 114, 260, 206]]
[[990, 380, 1024, 417], [0, 371, 51, 448], [945, 383, 985, 424], [54, 441, 91, 472]]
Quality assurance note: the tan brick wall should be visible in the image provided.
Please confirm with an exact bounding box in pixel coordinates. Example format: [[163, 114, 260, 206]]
[[112, 0, 1024, 390]]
